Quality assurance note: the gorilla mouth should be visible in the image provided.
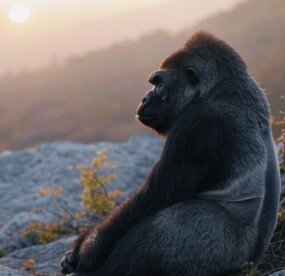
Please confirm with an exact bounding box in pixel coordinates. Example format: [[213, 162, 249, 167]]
[[136, 114, 158, 124]]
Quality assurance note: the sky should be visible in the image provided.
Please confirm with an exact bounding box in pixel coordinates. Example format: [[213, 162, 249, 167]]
[[1, 0, 170, 30], [0, 0, 246, 76], [1, 0, 167, 16]]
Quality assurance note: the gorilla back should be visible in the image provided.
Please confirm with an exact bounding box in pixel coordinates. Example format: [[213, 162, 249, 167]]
[[61, 32, 280, 276]]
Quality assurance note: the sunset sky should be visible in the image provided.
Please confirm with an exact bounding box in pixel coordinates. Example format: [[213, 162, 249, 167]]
[[0, 0, 245, 76], [1, 0, 182, 35], [1, 0, 169, 27]]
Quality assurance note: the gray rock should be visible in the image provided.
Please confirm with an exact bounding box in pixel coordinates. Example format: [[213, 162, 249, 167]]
[[0, 212, 55, 254], [269, 269, 285, 276], [0, 135, 164, 275], [0, 135, 284, 275], [0, 265, 29, 276], [0, 237, 75, 275], [0, 135, 163, 223]]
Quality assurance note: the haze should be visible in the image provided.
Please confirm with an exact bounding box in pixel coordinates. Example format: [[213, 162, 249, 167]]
[[1, 0, 245, 76]]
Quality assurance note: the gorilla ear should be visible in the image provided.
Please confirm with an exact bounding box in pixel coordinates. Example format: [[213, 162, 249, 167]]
[[185, 68, 199, 86]]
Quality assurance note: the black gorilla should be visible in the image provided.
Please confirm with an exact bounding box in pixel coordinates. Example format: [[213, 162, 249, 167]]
[[61, 31, 280, 275]]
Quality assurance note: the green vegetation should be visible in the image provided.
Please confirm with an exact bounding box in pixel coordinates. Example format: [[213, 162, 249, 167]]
[[21, 259, 38, 275], [21, 149, 122, 245], [77, 149, 122, 216], [21, 222, 72, 245], [0, 245, 4, 258], [242, 262, 262, 276], [272, 96, 285, 172]]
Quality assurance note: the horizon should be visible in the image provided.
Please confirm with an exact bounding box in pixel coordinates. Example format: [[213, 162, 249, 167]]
[[0, 0, 245, 77], [0, 0, 283, 154]]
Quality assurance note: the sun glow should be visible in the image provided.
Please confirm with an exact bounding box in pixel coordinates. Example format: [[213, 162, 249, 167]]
[[9, 6, 31, 23]]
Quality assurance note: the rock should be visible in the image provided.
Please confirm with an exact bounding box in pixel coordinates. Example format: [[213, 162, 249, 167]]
[[0, 265, 29, 276], [0, 135, 163, 224], [0, 212, 55, 254], [0, 135, 284, 275], [269, 269, 285, 276], [0, 135, 164, 275], [0, 237, 75, 274]]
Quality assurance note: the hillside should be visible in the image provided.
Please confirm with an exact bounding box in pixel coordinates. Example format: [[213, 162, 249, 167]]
[[0, 0, 284, 150], [0, 0, 244, 77]]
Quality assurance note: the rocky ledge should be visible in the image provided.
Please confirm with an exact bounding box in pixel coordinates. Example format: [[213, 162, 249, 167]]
[[0, 135, 284, 276]]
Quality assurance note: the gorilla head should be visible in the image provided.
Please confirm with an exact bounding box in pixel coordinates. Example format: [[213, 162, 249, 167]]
[[136, 68, 198, 135], [137, 31, 246, 135]]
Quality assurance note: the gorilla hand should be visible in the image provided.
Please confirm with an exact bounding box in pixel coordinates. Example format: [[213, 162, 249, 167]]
[[61, 231, 105, 274], [61, 250, 78, 274]]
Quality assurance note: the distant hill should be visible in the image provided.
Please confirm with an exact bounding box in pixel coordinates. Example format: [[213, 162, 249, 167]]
[[0, 0, 244, 76], [0, 0, 284, 151]]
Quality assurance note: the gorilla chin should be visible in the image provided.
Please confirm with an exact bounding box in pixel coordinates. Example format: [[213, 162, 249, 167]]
[[136, 113, 169, 136], [136, 114, 158, 126], [137, 111, 163, 133]]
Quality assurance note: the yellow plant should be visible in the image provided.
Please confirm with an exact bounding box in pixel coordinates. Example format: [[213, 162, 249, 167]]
[[77, 148, 122, 215], [21, 149, 122, 247], [21, 222, 71, 245], [271, 96, 285, 172], [241, 261, 262, 276], [21, 258, 38, 275], [37, 186, 62, 199], [0, 245, 4, 257], [278, 205, 285, 223]]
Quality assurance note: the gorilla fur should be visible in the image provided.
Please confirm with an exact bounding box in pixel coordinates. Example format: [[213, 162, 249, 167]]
[[61, 31, 280, 275]]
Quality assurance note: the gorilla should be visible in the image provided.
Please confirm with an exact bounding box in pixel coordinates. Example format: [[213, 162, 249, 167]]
[[61, 31, 280, 275]]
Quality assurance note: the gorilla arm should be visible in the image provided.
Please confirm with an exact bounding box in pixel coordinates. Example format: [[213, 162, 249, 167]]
[[61, 107, 222, 274]]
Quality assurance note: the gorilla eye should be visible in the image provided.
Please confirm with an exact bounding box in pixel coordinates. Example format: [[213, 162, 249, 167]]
[[150, 76, 163, 88], [155, 77, 163, 88]]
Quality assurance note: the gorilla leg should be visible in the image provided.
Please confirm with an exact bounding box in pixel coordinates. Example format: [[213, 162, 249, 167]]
[[91, 200, 256, 276]]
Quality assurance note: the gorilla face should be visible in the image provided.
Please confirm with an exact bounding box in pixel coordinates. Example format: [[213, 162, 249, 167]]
[[136, 68, 199, 135]]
